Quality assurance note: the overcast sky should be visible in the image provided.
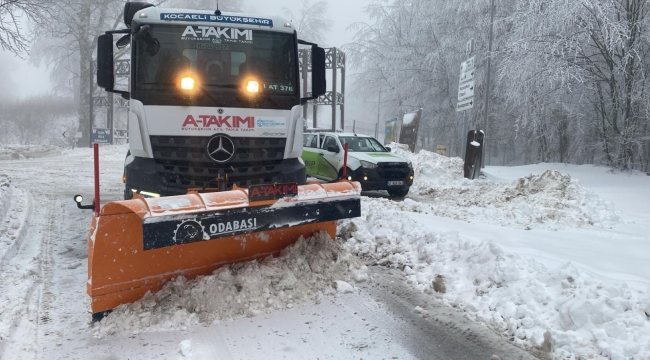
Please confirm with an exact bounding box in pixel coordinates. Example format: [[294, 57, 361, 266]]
[[1, 0, 370, 99]]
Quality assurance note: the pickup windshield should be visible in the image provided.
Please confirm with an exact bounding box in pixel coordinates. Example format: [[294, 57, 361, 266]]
[[339, 136, 388, 152]]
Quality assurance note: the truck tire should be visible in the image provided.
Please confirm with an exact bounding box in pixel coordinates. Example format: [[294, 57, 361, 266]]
[[388, 188, 409, 198], [124, 185, 133, 200]]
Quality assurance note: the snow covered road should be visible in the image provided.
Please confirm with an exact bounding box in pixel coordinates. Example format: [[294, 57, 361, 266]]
[[0, 146, 537, 360]]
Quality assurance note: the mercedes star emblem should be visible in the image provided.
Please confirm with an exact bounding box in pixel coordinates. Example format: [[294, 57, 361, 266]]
[[206, 135, 236, 163]]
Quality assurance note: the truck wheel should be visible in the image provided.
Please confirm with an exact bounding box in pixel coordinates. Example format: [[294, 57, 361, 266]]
[[388, 188, 409, 198], [124, 185, 133, 200]]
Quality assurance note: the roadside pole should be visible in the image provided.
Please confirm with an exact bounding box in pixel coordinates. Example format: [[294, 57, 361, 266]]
[[482, 0, 495, 168], [89, 60, 94, 148]]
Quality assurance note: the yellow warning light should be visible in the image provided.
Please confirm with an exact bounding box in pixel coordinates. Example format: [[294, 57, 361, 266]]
[[363, 176, 368, 181]]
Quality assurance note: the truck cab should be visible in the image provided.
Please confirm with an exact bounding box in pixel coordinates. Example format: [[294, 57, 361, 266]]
[[96, 2, 326, 198]]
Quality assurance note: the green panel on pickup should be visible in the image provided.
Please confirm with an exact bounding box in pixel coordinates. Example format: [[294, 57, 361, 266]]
[[301, 151, 338, 179]]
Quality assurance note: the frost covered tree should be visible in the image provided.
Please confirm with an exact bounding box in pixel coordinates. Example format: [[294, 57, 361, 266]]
[[283, 0, 332, 44], [29, 0, 124, 146], [30, 0, 242, 147], [346, 0, 506, 156], [348, 0, 650, 170], [501, 0, 650, 169], [0, 0, 53, 56]]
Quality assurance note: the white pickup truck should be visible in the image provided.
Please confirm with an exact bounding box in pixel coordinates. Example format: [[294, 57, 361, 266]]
[[301, 132, 414, 198]]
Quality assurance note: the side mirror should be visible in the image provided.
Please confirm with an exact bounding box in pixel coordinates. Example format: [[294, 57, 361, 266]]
[[116, 34, 130, 49], [327, 145, 340, 153], [97, 34, 114, 90], [124, 2, 154, 28], [311, 46, 326, 97], [385, 147, 392, 152]]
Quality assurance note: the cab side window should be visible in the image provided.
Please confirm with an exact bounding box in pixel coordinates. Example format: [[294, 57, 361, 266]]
[[322, 136, 339, 152], [304, 134, 317, 148]]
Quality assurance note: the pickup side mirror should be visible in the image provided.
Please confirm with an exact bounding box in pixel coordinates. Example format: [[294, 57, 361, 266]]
[[97, 34, 115, 90], [327, 145, 340, 153], [385, 146, 392, 152]]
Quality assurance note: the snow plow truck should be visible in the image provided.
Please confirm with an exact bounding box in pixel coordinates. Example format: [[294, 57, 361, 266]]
[[74, 2, 361, 320]]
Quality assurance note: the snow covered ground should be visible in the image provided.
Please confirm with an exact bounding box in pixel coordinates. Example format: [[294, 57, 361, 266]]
[[0, 144, 648, 359], [349, 145, 650, 359]]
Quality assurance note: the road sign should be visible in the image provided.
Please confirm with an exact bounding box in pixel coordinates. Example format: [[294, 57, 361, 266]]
[[457, 80, 475, 101], [460, 56, 475, 72], [457, 56, 475, 112], [113, 129, 128, 139], [457, 98, 474, 112], [459, 69, 475, 84], [92, 128, 111, 144]]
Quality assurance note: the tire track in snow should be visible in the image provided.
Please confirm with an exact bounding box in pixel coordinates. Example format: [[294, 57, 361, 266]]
[[0, 188, 33, 267], [35, 200, 59, 351], [0, 190, 43, 359]]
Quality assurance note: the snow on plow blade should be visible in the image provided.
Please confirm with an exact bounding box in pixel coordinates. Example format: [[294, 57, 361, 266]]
[[87, 181, 361, 316]]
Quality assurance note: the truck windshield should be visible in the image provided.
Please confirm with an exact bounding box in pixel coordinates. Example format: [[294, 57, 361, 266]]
[[339, 137, 389, 152], [135, 24, 297, 96]]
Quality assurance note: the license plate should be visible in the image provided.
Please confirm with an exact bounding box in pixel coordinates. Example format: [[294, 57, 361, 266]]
[[387, 181, 404, 186]]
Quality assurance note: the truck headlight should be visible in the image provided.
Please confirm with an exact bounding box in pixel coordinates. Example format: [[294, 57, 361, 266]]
[[359, 160, 377, 169], [246, 80, 260, 93], [180, 77, 195, 90]]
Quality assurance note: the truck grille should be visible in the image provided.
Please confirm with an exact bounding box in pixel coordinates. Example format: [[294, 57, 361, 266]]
[[150, 136, 286, 190], [377, 162, 410, 179]]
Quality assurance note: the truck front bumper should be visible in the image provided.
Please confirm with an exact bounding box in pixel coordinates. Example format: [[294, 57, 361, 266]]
[[124, 157, 306, 198]]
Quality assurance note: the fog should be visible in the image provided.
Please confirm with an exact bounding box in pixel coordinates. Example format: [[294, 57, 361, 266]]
[[1, 0, 369, 100]]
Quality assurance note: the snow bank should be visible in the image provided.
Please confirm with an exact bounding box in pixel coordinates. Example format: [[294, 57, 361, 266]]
[[94, 232, 363, 337], [390, 145, 619, 230], [0, 176, 32, 265], [0, 145, 62, 160], [61, 144, 129, 162], [340, 199, 650, 359], [0, 175, 11, 221]]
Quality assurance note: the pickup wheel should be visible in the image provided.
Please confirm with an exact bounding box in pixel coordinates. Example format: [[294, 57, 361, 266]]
[[388, 187, 409, 198]]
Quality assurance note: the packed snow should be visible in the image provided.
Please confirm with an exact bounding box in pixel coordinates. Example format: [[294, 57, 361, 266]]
[[328, 144, 650, 359], [339, 199, 649, 359], [390, 143, 620, 230], [1, 143, 648, 360], [0, 145, 62, 161], [95, 232, 365, 337]]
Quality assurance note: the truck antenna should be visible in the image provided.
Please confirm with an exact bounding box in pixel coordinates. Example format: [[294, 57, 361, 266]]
[[215, 1, 221, 16]]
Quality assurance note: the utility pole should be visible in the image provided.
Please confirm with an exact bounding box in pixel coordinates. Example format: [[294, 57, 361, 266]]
[[482, 0, 495, 168], [375, 82, 381, 138]]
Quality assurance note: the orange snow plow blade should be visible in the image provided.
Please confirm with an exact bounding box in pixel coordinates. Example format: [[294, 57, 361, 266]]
[[86, 181, 361, 317]]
